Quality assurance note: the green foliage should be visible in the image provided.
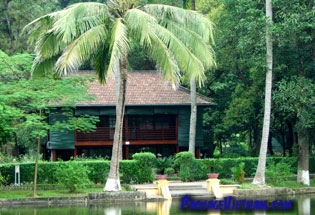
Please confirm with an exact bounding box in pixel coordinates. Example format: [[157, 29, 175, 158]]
[[174, 151, 194, 168], [0, 71, 98, 149], [265, 161, 293, 185], [175, 151, 205, 181], [179, 159, 206, 182], [0, 171, 6, 186], [219, 178, 237, 185], [55, 160, 92, 192], [201, 158, 222, 173], [273, 77, 315, 131], [230, 162, 245, 183], [154, 156, 174, 174], [132, 152, 156, 183], [0, 0, 60, 54], [120, 160, 138, 184]]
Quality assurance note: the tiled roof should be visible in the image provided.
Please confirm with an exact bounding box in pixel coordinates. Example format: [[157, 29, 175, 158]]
[[78, 70, 213, 106]]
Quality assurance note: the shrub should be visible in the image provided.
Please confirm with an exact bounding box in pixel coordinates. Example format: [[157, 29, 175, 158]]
[[266, 161, 292, 185], [154, 156, 173, 175], [55, 160, 92, 192], [230, 162, 245, 183], [175, 151, 206, 181], [120, 160, 138, 184], [132, 152, 156, 183]]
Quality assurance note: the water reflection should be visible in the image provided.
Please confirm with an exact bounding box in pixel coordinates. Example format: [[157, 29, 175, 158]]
[[1, 195, 315, 215], [298, 197, 310, 215], [104, 207, 121, 215]]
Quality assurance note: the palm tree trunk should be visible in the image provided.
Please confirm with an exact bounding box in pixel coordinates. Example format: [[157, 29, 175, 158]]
[[188, 0, 196, 157], [252, 0, 273, 186], [297, 130, 310, 185], [104, 56, 127, 191], [189, 78, 197, 156]]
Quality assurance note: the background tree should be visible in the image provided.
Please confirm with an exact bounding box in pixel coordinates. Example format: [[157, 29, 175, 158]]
[[25, 1, 215, 191], [0, 0, 60, 54], [273, 77, 315, 185]]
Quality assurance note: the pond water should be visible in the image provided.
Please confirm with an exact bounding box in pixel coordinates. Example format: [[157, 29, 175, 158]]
[[1, 195, 314, 215]]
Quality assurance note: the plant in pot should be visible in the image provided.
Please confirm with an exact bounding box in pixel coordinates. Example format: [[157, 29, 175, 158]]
[[154, 156, 173, 180], [202, 158, 222, 179]]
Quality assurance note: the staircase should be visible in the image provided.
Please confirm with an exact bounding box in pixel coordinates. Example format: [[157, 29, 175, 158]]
[[168, 181, 214, 198]]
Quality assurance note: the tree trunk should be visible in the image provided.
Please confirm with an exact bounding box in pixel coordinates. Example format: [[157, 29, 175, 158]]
[[189, 78, 197, 156], [104, 56, 127, 191], [252, 0, 273, 186], [297, 130, 310, 185], [33, 109, 42, 197], [188, 0, 197, 157], [33, 136, 40, 197]]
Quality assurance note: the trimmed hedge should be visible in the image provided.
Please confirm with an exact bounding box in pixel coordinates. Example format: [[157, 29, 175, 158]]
[[198, 156, 299, 179], [0, 156, 312, 185], [0, 158, 154, 185]]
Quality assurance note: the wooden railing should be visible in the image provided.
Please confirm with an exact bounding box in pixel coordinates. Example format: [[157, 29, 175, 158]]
[[76, 126, 176, 142]]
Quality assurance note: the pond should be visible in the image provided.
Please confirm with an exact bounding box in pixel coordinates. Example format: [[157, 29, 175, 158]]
[[0, 195, 314, 215]]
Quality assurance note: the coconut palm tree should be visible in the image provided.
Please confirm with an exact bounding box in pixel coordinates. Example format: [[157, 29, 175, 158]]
[[252, 0, 273, 186], [24, 0, 215, 191]]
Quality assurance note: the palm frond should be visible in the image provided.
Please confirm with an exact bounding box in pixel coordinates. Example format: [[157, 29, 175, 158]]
[[93, 44, 111, 83], [153, 24, 205, 86], [55, 24, 109, 75], [165, 20, 216, 70], [125, 9, 180, 88], [31, 55, 60, 78], [125, 9, 154, 46], [50, 3, 110, 44], [34, 31, 66, 59], [143, 4, 214, 43], [106, 18, 129, 78], [148, 36, 181, 89]]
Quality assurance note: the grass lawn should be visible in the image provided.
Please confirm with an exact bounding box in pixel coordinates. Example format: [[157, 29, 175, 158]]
[[0, 186, 104, 199], [240, 178, 315, 189]]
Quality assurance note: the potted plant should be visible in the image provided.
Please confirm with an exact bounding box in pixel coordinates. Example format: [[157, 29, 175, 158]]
[[154, 156, 173, 180], [202, 158, 222, 179]]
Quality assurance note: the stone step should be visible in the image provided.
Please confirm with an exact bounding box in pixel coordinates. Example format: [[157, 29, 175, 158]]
[[169, 185, 203, 190], [170, 190, 214, 198]]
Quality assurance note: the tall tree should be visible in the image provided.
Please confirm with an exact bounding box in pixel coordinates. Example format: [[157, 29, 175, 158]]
[[187, 0, 215, 157], [25, 1, 215, 191], [188, 0, 197, 156], [252, 0, 273, 186], [273, 77, 315, 185]]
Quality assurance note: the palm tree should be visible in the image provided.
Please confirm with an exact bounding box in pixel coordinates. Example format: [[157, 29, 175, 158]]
[[252, 0, 273, 186], [188, 0, 197, 157], [24, 1, 215, 191]]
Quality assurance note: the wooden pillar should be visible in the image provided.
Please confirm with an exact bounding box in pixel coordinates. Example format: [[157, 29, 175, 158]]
[[125, 145, 129, 160], [74, 148, 77, 158], [176, 146, 179, 153], [124, 116, 128, 141], [196, 147, 200, 158], [175, 116, 178, 141], [52, 150, 56, 162]]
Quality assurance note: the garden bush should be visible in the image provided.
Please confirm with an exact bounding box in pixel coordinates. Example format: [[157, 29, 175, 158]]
[[175, 151, 206, 181], [132, 152, 156, 183], [265, 160, 293, 185], [55, 160, 92, 192]]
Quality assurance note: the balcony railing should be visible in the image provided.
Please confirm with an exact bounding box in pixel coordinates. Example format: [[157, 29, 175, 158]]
[[76, 126, 176, 142]]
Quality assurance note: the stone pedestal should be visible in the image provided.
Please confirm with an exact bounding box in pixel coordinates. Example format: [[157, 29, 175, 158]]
[[206, 179, 220, 192], [156, 180, 171, 200]]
